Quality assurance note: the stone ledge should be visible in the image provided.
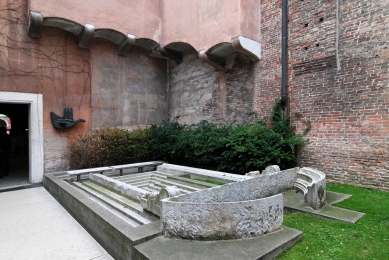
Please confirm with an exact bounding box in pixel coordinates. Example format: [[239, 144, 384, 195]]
[[133, 226, 303, 260], [43, 173, 161, 260]]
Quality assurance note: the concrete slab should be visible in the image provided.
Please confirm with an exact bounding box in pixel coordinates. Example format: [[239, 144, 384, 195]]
[[0, 187, 113, 259], [283, 190, 365, 223], [0, 155, 31, 192], [133, 227, 303, 260], [44, 173, 162, 260]]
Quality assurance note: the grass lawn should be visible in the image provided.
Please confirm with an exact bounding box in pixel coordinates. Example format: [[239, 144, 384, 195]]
[[277, 184, 389, 260], [189, 177, 225, 185]]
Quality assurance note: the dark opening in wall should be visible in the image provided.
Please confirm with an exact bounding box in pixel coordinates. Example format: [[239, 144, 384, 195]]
[[316, 43, 320, 47], [0, 103, 29, 184], [319, 17, 324, 22], [304, 23, 309, 27]]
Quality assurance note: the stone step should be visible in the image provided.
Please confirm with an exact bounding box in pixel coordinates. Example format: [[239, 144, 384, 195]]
[[114, 172, 154, 182], [72, 182, 143, 227], [149, 182, 197, 194], [82, 181, 143, 211], [155, 179, 202, 192], [122, 174, 203, 194], [116, 172, 169, 183], [151, 171, 173, 177], [125, 171, 169, 180], [122, 174, 170, 186], [125, 179, 154, 186], [166, 175, 216, 189], [115, 171, 209, 195], [77, 181, 158, 224], [124, 175, 170, 186], [142, 184, 162, 193]]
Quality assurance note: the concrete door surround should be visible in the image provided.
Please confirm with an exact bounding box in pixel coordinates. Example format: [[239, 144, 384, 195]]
[[0, 92, 44, 183]]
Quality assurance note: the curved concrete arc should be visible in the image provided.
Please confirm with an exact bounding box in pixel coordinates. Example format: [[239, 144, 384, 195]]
[[162, 194, 283, 240], [160, 168, 299, 240]]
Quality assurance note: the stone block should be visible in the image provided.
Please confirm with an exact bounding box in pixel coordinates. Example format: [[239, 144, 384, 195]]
[[89, 173, 149, 202]]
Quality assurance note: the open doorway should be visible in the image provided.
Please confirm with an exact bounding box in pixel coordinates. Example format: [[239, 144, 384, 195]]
[[0, 92, 44, 192], [0, 104, 29, 189]]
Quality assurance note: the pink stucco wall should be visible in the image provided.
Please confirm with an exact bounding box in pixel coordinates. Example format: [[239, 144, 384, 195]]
[[29, 0, 162, 41], [28, 0, 261, 51]]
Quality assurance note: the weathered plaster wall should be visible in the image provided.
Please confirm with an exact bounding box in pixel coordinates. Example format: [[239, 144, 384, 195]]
[[90, 41, 167, 128], [168, 54, 220, 123], [225, 54, 256, 121], [161, 0, 260, 50], [0, 0, 91, 172], [1, 0, 167, 172], [168, 53, 255, 124]]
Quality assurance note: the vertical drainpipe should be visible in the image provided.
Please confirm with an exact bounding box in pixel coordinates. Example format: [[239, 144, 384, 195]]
[[281, 0, 288, 111]]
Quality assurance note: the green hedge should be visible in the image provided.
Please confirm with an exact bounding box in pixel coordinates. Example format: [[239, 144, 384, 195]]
[[67, 127, 151, 169], [67, 100, 309, 173], [148, 100, 309, 174]]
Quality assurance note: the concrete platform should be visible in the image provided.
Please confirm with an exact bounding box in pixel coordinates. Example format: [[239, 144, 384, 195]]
[[133, 226, 303, 260], [0, 155, 32, 192], [283, 190, 365, 223], [0, 187, 113, 260]]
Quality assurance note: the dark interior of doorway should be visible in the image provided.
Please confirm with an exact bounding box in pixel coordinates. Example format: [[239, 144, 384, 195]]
[[0, 103, 29, 191]]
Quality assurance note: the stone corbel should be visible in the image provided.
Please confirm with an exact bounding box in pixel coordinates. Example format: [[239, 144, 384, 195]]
[[28, 11, 43, 38], [198, 50, 224, 71], [117, 34, 136, 56], [232, 36, 261, 61], [158, 46, 182, 65], [77, 24, 95, 49]]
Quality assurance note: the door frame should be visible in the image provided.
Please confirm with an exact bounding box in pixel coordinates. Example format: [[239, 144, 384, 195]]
[[0, 92, 44, 183]]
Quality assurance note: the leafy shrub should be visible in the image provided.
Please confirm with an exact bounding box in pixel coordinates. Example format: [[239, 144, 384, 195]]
[[149, 100, 309, 174], [148, 121, 187, 162], [67, 100, 308, 173], [68, 127, 150, 169]]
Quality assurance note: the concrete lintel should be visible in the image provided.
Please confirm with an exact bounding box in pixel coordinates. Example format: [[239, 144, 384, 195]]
[[198, 50, 224, 71], [158, 46, 182, 65], [117, 34, 136, 56], [28, 11, 43, 38], [77, 24, 95, 49], [232, 36, 261, 61]]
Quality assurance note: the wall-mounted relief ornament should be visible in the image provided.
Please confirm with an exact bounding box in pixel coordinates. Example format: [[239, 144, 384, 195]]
[[50, 107, 85, 130]]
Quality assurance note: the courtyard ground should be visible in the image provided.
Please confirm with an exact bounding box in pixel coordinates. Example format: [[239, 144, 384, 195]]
[[278, 184, 389, 260]]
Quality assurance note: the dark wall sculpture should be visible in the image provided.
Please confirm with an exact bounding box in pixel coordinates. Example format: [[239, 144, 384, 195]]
[[50, 107, 86, 130]]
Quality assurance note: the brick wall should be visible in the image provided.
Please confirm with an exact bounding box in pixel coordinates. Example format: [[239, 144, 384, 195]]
[[266, 0, 389, 190]]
